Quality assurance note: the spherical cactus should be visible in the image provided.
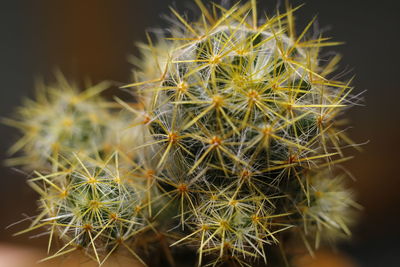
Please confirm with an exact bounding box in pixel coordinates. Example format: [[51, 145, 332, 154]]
[[126, 0, 359, 265], [3, 72, 148, 171], [23, 152, 149, 265], [296, 169, 360, 248], [3, 73, 113, 170]]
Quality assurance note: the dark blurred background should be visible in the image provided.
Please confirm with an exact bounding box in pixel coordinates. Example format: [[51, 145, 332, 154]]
[[0, 0, 399, 266]]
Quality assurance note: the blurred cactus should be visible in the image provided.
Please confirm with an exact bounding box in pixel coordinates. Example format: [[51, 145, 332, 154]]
[[3, 72, 110, 170], [2, 72, 146, 171], [297, 170, 361, 249], [5, 1, 361, 266]]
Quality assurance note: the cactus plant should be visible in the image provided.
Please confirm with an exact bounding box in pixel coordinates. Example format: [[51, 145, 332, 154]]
[[2, 72, 146, 171], [24, 152, 149, 265], [125, 0, 360, 265], [5, 1, 360, 266], [3, 72, 111, 170]]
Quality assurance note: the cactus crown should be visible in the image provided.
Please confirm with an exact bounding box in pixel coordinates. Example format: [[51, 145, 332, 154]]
[[6, 1, 360, 266]]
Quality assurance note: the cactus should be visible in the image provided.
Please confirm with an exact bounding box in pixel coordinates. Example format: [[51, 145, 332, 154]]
[[2, 72, 145, 171], [24, 152, 149, 265], [5, 1, 360, 266], [126, 0, 359, 265]]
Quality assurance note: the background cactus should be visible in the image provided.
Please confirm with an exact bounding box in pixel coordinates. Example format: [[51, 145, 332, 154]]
[[2, 72, 145, 171], [4, 1, 360, 266]]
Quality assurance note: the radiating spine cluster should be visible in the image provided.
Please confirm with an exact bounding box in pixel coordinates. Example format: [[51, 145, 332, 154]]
[[5, 1, 360, 266]]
